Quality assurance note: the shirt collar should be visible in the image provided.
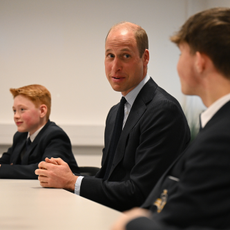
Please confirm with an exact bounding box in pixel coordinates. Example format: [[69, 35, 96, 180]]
[[200, 93, 230, 128], [123, 74, 150, 107], [27, 125, 45, 142]]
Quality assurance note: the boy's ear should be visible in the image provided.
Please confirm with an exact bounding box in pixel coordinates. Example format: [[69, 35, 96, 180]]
[[39, 104, 47, 118], [195, 51, 205, 74]]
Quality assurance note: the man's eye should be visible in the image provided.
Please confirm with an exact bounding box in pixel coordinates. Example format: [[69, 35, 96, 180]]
[[124, 54, 130, 58], [107, 53, 114, 58]]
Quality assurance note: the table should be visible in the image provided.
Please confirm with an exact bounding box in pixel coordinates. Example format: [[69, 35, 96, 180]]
[[0, 179, 123, 229]]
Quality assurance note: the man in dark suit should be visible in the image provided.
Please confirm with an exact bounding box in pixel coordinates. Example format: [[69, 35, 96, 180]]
[[0, 84, 79, 179], [111, 7, 230, 229], [35, 22, 190, 211]]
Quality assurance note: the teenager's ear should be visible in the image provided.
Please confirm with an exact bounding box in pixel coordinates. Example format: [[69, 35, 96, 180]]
[[195, 51, 207, 74], [39, 104, 47, 118]]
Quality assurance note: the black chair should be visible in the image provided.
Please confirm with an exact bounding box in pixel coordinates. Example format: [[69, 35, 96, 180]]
[[79, 166, 100, 176]]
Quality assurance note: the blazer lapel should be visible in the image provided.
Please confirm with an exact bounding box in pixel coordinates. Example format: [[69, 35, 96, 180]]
[[21, 120, 51, 165], [110, 78, 158, 175], [21, 141, 37, 164]]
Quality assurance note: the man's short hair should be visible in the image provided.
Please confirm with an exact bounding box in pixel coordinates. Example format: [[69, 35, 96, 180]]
[[170, 7, 230, 78], [106, 22, 149, 58], [10, 84, 51, 120]]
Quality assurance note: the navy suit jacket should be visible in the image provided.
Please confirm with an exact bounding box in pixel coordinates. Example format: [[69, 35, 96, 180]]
[[127, 101, 230, 229], [80, 78, 190, 211], [0, 120, 79, 179]]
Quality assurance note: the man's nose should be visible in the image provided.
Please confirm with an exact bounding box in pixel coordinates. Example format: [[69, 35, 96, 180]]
[[111, 57, 122, 72]]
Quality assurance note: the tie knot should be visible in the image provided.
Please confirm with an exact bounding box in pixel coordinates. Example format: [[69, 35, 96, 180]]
[[26, 137, 31, 146]]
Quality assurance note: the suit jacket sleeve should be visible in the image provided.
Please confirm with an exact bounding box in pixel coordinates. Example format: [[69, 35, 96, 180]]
[[0, 121, 79, 179], [80, 95, 190, 211]]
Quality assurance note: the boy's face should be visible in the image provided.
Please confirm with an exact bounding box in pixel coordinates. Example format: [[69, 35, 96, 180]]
[[13, 95, 42, 135], [177, 42, 200, 96]]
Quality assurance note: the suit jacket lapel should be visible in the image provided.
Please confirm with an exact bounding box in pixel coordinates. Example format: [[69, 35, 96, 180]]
[[110, 78, 157, 175]]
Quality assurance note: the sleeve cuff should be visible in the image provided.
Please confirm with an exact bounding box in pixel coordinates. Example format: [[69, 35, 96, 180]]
[[74, 176, 84, 195]]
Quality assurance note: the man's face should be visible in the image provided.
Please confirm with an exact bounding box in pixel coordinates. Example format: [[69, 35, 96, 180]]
[[177, 42, 200, 96], [13, 95, 42, 135], [105, 27, 149, 96]]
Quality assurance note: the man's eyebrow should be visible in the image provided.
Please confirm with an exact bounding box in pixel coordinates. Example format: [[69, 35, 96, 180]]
[[105, 48, 131, 53], [105, 49, 112, 53]]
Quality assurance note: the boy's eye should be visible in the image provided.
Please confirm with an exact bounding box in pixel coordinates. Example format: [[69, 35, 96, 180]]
[[20, 108, 25, 112]]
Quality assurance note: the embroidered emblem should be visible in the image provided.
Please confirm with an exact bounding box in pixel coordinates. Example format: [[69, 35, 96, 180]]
[[154, 189, 168, 213]]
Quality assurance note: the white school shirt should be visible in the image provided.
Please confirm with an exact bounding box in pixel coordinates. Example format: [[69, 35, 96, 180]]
[[200, 93, 230, 128]]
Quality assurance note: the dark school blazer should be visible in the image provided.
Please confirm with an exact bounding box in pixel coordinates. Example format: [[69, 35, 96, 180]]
[[80, 78, 191, 211], [127, 101, 230, 229], [0, 120, 80, 179]]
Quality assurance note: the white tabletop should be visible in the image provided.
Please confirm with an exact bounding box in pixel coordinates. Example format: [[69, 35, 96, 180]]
[[0, 179, 123, 230]]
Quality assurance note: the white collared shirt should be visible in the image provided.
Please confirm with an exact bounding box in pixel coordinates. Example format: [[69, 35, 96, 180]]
[[200, 93, 230, 128], [27, 125, 44, 142], [123, 74, 150, 127], [20, 125, 45, 161]]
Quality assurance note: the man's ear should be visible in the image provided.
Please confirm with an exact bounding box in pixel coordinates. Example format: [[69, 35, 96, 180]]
[[195, 51, 206, 74], [142, 49, 150, 66], [39, 104, 47, 118]]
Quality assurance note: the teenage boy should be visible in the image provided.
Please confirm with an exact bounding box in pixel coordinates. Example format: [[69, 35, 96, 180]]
[[0, 84, 79, 179], [111, 7, 230, 230]]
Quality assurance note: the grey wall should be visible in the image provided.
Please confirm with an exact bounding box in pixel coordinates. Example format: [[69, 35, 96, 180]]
[[1, 0, 230, 167]]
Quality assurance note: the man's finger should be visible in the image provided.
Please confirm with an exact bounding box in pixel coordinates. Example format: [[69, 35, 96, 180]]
[[52, 158, 65, 165], [35, 168, 48, 176], [38, 161, 50, 169]]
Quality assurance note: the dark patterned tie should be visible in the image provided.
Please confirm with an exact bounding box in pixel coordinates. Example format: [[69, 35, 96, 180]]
[[104, 97, 126, 180]]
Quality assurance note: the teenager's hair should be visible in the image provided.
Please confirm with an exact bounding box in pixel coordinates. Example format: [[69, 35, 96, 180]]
[[10, 84, 51, 120], [170, 7, 230, 78], [106, 22, 149, 58]]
